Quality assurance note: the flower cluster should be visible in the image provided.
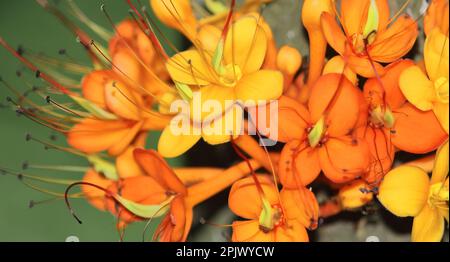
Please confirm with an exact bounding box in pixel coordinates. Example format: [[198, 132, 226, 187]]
[[0, 0, 448, 242]]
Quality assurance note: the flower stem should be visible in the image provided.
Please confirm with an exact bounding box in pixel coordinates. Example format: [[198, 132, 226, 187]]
[[185, 160, 261, 207]]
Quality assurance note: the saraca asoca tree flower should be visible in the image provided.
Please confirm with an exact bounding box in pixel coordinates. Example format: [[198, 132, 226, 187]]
[[158, 12, 283, 158], [359, 60, 448, 186], [321, 0, 419, 77], [378, 141, 449, 242], [229, 176, 318, 242], [400, 28, 449, 134], [275, 74, 370, 185]]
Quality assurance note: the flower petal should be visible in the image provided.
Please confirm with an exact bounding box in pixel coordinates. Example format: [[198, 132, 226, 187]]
[[235, 70, 283, 104], [224, 16, 268, 74], [81, 70, 113, 108], [202, 105, 244, 145], [281, 188, 319, 230], [412, 204, 445, 242], [319, 137, 371, 184], [371, 15, 418, 63], [166, 50, 216, 85], [232, 220, 273, 242], [308, 74, 362, 137], [433, 101, 449, 134], [228, 176, 278, 220], [82, 169, 114, 211], [392, 103, 448, 154], [274, 219, 309, 242], [424, 29, 449, 82], [157, 123, 202, 158], [104, 80, 142, 121], [67, 119, 135, 154], [362, 127, 395, 185], [431, 140, 449, 184], [116, 146, 145, 179], [279, 140, 321, 188], [399, 66, 435, 111], [320, 12, 346, 55], [133, 149, 187, 195], [378, 165, 430, 217]]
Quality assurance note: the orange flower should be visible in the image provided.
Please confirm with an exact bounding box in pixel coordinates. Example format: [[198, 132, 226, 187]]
[[321, 0, 418, 77], [67, 70, 170, 156], [276, 74, 371, 186], [229, 176, 318, 242], [359, 60, 448, 186], [101, 149, 261, 241]]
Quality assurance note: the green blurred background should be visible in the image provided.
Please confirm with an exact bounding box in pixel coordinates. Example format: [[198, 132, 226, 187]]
[[0, 0, 185, 241]]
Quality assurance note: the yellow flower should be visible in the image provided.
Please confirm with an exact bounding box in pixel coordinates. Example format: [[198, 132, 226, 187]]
[[378, 140, 449, 242], [158, 15, 283, 158], [399, 29, 449, 134]]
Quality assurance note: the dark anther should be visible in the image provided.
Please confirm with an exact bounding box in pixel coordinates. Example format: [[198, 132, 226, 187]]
[[50, 134, 58, 141], [22, 161, 29, 170], [17, 174, 23, 180], [16, 70, 22, 77], [35, 70, 41, 78], [29, 200, 35, 209], [58, 49, 66, 55], [45, 96, 51, 104], [6, 96, 12, 102], [25, 133, 32, 141], [16, 45, 25, 56]]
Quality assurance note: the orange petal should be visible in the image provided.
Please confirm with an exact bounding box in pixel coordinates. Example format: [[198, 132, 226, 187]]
[[346, 54, 386, 78], [280, 188, 319, 230], [133, 149, 187, 195], [361, 127, 395, 185], [320, 12, 346, 55], [248, 96, 311, 143], [274, 220, 309, 242], [364, 59, 413, 109], [67, 119, 135, 154], [104, 80, 142, 121], [82, 169, 114, 211], [371, 15, 419, 63], [392, 103, 448, 154], [319, 137, 371, 183], [106, 176, 167, 223], [81, 70, 113, 108], [168, 196, 187, 242], [309, 74, 362, 137], [116, 146, 145, 179], [231, 220, 273, 242], [107, 121, 143, 156], [279, 140, 321, 188], [228, 176, 278, 220]]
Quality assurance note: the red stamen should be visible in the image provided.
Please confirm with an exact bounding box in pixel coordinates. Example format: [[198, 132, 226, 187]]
[[0, 38, 72, 95]]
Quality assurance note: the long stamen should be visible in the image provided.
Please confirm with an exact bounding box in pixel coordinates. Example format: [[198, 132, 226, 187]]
[[0, 38, 72, 95]]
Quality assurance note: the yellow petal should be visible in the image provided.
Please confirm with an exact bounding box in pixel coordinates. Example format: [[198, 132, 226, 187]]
[[412, 204, 445, 242], [224, 16, 267, 74], [425, 29, 449, 82], [431, 140, 449, 184], [202, 105, 244, 145], [235, 70, 283, 104], [399, 66, 435, 111], [166, 50, 216, 86], [433, 101, 449, 134], [157, 124, 201, 158], [378, 165, 430, 217]]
